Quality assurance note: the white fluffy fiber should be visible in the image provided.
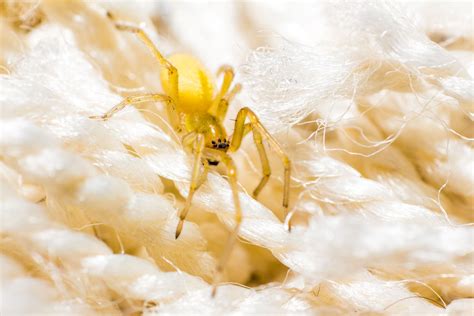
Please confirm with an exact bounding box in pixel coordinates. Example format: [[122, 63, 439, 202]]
[[1, 0, 473, 315]]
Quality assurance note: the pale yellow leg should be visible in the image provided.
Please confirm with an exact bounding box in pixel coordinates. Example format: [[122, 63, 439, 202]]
[[107, 12, 181, 129], [181, 132, 197, 151], [175, 134, 206, 239], [203, 148, 242, 297], [196, 159, 210, 188], [210, 66, 243, 119], [215, 84, 242, 122], [229, 107, 292, 230], [252, 130, 271, 199], [90, 93, 176, 123], [209, 65, 234, 114]]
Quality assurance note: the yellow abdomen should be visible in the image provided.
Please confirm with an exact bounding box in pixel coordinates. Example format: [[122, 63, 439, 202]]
[[160, 53, 214, 113]]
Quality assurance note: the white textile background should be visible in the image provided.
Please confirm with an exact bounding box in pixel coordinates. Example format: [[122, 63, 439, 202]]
[[0, 0, 473, 315]]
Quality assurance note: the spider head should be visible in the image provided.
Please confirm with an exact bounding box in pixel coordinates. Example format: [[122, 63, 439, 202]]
[[211, 138, 230, 151]]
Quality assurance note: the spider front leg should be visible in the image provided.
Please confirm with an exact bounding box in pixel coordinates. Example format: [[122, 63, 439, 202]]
[[203, 148, 242, 297], [252, 130, 271, 199], [229, 107, 292, 230], [175, 134, 206, 239]]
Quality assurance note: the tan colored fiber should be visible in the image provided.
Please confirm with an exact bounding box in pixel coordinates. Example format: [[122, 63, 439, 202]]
[[1, 1, 473, 314]]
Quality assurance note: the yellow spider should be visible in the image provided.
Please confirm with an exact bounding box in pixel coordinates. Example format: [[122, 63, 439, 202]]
[[91, 12, 291, 296]]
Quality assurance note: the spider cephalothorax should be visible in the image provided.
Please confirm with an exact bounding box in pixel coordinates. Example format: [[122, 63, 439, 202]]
[[90, 12, 291, 297]]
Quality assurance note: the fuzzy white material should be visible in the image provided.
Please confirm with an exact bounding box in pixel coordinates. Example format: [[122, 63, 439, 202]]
[[1, 0, 473, 315]]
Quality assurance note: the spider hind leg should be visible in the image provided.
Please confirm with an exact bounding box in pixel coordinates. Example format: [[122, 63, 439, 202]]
[[89, 94, 174, 121], [105, 12, 181, 131]]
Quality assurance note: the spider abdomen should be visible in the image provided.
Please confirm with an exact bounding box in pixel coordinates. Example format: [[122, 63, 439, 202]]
[[160, 53, 214, 113]]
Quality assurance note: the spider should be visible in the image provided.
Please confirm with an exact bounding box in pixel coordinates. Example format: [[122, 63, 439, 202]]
[[90, 12, 291, 296]]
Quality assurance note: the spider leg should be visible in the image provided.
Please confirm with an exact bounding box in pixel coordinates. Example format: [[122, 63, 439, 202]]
[[215, 84, 242, 122], [181, 132, 197, 151], [209, 65, 242, 120], [210, 65, 234, 113], [229, 107, 292, 230], [89, 93, 177, 125], [196, 159, 210, 188], [203, 148, 242, 297], [106, 12, 181, 131], [252, 130, 271, 199], [182, 132, 210, 187], [175, 133, 206, 239]]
